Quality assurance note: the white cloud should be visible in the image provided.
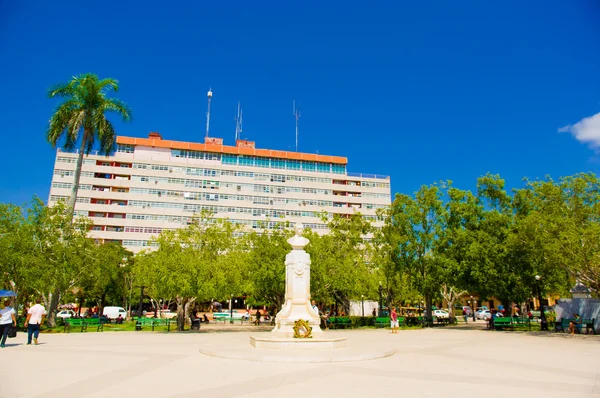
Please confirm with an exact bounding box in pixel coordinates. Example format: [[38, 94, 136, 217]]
[[559, 112, 600, 148]]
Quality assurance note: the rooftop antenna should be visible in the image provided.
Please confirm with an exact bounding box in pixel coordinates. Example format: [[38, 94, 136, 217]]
[[205, 88, 213, 139], [293, 100, 301, 152], [235, 101, 243, 142]]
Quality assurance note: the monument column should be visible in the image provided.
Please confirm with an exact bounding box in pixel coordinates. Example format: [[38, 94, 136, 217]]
[[271, 223, 323, 338]]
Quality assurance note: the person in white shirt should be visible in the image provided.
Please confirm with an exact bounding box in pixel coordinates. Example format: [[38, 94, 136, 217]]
[[25, 298, 46, 345], [311, 300, 319, 315], [0, 299, 16, 348]]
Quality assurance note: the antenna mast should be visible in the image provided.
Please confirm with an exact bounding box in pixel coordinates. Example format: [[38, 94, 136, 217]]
[[205, 88, 213, 139], [293, 100, 301, 152], [235, 101, 243, 142]]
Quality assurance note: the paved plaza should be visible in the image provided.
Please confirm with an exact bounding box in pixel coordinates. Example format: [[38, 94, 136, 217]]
[[3, 327, 600, 398]]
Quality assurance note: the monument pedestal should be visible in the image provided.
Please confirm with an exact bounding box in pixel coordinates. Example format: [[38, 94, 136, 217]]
[[250, 223, 346, 349], [250, 336, 347, 350]]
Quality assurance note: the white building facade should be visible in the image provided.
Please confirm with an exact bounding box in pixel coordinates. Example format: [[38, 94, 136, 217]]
[[48, 133, 391, 252]]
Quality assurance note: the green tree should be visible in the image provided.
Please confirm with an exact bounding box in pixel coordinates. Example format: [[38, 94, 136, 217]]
[[79, 243, 133, 314], [245, 227, 291, 310], [382, 183, 447, 321], [306, 214, 377, 313], [23, 199, 95, 326], [0, 202, 40, 317], [46, 73, 132, 215], [135, 215, 244, 330]]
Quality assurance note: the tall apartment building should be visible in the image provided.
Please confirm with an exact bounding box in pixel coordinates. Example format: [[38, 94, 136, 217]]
[[48, 132, 391, 252]]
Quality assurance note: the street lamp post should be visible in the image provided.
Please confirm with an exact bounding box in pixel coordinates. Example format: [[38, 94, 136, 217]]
[[229, 294, 234, 324], [472, 297, 477, 322], [378, 282, 383, 317], [535, 275, 548, 331], [361, 295, 365, 317]]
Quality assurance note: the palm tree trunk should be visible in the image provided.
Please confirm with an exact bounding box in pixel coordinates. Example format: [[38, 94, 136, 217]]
[[67, 130, 89, 218]]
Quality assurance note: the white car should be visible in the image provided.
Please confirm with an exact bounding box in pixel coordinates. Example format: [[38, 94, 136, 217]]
[[57, 310, 75, 319], [479, 310, 492, 321], [432, 310, 449, 319]]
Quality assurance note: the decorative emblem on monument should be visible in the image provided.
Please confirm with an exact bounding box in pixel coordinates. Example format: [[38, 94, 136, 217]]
[[293, 319, 313, 339]]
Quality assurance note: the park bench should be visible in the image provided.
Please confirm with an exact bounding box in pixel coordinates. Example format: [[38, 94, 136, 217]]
[[375, 317, 390, 328], [332, 317, 351, 329], [555, 318, 595, 334], [64, 318, 104, 333], [135, 318, 172, 332], [493, 317, 513, 330], [582, 319, 595, 334]]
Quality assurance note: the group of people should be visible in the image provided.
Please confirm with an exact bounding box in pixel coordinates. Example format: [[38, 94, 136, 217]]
[[0, 298, 46, 347]]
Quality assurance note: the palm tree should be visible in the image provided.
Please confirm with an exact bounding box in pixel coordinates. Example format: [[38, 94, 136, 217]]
[[47, 73, 132, 217]]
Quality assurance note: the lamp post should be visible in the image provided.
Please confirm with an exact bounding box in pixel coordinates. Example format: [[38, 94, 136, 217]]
[[378, 282, 383, 317], [361, 295, 365, 317], [229, 294, 234, 324], [472, 297, 477, 322], [535, 275, 548, 331]]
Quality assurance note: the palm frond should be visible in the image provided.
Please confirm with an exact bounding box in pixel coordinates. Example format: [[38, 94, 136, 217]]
[[46, 100, 85, 150], [47, 77, 78, 98], [47, 73, 131, 155], [96, 116, 117, 155], [98, 78, 119, 94], [101, 98, 133, 122]]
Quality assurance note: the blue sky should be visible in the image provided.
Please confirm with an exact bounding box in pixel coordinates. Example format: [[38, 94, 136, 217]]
[[1, 1, 600, 205]]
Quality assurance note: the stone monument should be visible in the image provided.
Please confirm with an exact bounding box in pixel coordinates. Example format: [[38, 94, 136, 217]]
[[249, 223, 346, 349], [271, 222, 322, 338]]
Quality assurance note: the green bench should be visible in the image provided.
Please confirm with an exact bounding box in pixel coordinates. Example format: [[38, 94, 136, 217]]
[[493, 317, 513, 330], [135, 318, 172, 332], [333, 317, 352, 329], [64, 318, 104, 333], [492, 317, 530, 330], [375, 317, 390, 328], [556, 318, 595, 334]]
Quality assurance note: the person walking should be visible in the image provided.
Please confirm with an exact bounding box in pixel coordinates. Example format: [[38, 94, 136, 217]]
[[462, 308, 468, 323], [0, 299, 17, 348], [24, 298, 46, 345], [390, 307, 399, 334]]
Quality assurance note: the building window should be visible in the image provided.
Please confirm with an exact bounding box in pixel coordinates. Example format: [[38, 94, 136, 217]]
[[117, 144, 134, 153], [287, 160, 301, 171]]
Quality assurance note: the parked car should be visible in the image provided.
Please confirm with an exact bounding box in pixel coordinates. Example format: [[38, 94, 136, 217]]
[[57, 310, 75, 319], [478, 310, 492, 320], [102, 306, 128, 320], [431, 310, 449, 319]]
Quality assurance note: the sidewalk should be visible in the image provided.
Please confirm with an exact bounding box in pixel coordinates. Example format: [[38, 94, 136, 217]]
[[2, 327, 599, 398]]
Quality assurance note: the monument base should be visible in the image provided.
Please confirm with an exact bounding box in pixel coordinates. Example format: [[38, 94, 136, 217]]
[[250, 335, 347, 350]]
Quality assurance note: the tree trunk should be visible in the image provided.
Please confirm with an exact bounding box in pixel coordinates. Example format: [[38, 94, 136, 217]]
[[46, 287, 61, 327], [67, 130, 89, 218], [425, 294, 433, 325], [99, 292, 106, 316], [176, 297, 185, 331], [184, 299, 196, 325]]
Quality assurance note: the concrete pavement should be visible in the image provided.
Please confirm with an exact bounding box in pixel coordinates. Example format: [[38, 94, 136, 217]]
[[3, 328, 599, 398]]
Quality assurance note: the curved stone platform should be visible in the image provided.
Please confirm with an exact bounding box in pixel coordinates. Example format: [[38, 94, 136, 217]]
[[250, 335, 347, 349], [198, 332, 394, 363]]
